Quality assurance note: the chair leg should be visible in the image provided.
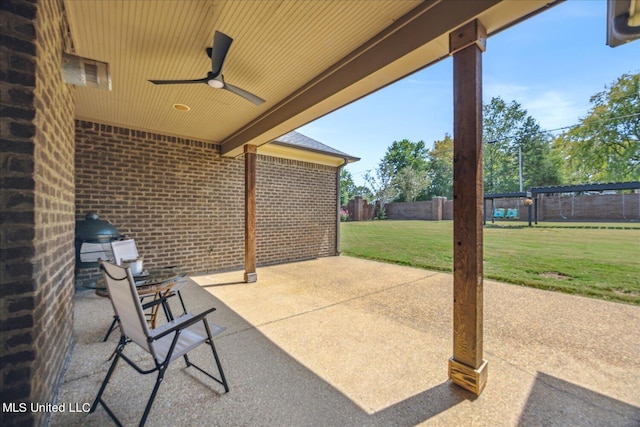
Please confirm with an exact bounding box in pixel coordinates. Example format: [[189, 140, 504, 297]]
[[186, 320, 229, 392], [139, 367, 167, 427], [209, 339, 229, 393], [103, 316, 119, 342], [203, 320, 229, 392], [176, 290, 187, 315], [90, 346, 122, 414], [161, 297, 175, 322], [91, 336, 168, 427]]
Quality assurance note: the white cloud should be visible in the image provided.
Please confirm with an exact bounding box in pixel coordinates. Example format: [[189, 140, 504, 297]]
[[525, 90, 586, 131], [484, 82, 588, 132], [484, 82, 529, 102]]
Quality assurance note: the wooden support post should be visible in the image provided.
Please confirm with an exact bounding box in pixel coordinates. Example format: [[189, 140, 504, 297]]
[[448, 19, 488, 395], [244, 144, 257, 283]]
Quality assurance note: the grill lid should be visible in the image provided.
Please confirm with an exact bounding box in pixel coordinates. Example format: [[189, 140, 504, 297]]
[[75, 212, 121, 242]]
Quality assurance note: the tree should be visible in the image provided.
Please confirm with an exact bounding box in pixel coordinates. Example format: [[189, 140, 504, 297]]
[[364, 164, 397, 219], [339, 168, 374, 205], [553, 72, 640, 183], [425, 134, 454, 199], [379, 139, 429, 201], [395, 166, 430, 202], [380, 139, 429, 175], [354, 185, 374, 201], [483, 97, 561, 192], [339, 169, 356, 206]]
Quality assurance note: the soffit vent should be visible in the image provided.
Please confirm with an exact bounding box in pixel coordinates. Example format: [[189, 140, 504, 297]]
[[62, 53, 112, 91]]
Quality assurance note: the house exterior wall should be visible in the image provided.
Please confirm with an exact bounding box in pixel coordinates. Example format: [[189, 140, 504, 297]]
[[257, 156, 337, 265], [75, 121, 241, 273], [1, 0, 76, 426], [75, 120, 338, 277]]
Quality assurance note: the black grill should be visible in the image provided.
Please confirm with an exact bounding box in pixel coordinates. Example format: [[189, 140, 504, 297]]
[[75, 212, 121, 269]]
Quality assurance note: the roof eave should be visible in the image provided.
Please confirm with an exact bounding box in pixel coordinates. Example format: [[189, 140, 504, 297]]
[[259, 141, 359, 167]]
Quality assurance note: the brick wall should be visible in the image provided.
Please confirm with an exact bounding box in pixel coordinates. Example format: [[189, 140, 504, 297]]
[[535, 193, 640, 221], [384, 194, 639, 223], [1, 0, 76, 425], [487, 194, 640, 222], [75, 121, 242, 273], [443, 200, 453, 220], [75, 121, 339, 278], [385, 197, 447, 220], [257, 156, 337, 265], [345, 196, 375, 221]]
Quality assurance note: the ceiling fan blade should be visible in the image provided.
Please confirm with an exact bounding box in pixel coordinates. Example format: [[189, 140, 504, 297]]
[[223, 82, 265, 105], [148, 77, 208, 85], [149, 31, 264, 106], [210, 31, 233, 77]]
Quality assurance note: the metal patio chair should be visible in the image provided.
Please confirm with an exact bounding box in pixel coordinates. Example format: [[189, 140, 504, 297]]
[[111, 238, 141, 268], [111, 239, 188, 311], [103, 239, 188, 341], [91, 260, 229, 426]]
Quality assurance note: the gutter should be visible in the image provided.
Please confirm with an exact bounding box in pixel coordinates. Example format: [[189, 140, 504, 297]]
[[336, 157, 350, 255]]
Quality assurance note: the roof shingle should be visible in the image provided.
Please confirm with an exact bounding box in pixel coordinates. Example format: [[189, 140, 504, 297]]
[[271, 131, 359, 162]]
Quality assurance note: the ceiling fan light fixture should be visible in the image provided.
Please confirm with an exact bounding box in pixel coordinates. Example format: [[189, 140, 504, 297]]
[[173, 103, 190, 111], [208, 79, 224, 89]]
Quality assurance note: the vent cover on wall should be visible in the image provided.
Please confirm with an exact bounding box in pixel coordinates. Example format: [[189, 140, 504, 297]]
[[62, 53, 111, 90]]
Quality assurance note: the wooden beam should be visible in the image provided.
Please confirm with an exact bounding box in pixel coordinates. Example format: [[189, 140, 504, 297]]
[[448, 19, 488, 396], [220, 0, 502, 156], [244, 144, 257, 283]]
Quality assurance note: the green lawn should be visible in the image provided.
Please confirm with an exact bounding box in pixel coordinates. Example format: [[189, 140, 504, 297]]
[[340, 220, 640, 305]]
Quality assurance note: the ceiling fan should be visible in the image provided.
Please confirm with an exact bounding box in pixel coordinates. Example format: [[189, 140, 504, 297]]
[[148, 31, 265, 106]]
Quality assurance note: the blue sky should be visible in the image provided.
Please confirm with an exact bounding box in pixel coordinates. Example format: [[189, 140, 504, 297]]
[[297, 0, 640, 186]]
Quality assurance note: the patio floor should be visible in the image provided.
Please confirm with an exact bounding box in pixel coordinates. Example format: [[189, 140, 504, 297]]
[[51, 256, 640, 426]]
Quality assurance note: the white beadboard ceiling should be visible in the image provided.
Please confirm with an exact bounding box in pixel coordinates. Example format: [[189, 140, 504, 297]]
[[64, 0, 559, 156]]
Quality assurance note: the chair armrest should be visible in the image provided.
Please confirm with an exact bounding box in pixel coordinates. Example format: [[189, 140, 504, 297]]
[[141, 294, 174, 310], [149, 307, 217, 341]]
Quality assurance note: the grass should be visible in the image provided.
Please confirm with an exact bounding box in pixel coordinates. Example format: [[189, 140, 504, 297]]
[[340, 220, 640, 305]]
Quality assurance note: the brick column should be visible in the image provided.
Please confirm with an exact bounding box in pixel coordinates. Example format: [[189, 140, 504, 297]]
[[432, 197, 445, 221], [1, 0, 76, 425], [353, 196, 363, 221]]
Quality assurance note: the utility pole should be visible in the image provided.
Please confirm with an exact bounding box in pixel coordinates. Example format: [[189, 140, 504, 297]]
[[486, 140, 497, 193], [518, 145, 523, 192]]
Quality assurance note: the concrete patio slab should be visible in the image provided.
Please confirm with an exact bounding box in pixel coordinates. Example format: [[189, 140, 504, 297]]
[[50, 256, 639, 426]]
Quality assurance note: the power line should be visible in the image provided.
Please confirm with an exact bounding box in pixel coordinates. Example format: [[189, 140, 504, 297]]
[[489, 111, 640, 141], [546, 112, 639, 134]]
